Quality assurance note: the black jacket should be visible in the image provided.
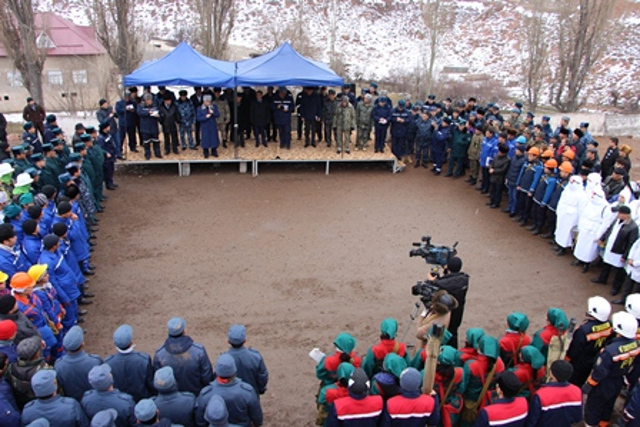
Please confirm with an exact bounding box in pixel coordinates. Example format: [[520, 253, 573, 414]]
[[489, 154, 510, 184], [0, 112, 6, 142], [299, 91, 322, 120], [159, 102, 181, 132], [601, 147, 619, 178], [250, 99, 271, 127], [601, 218, 639, 258], [433, 272, 469, 332]]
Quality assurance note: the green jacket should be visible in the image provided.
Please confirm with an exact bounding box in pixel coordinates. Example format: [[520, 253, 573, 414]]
[[355, 102, 374, 129], [333, 104, 355, 131]]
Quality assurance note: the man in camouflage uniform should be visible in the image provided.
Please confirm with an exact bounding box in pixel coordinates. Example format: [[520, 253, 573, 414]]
[[355, 94, 374, 151], [466, 124, 484, 186], [333, 96, 355, 155], [323, 90, 338, 147], [213, 88, 230, 148]]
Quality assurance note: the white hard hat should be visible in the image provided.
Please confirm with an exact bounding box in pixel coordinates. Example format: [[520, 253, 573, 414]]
[[612, 311, 638, 339], [0, 163, 14, 176], [626, 294, 640, 319], [588, 296, 611, 322], [15, 173, 33, 187]]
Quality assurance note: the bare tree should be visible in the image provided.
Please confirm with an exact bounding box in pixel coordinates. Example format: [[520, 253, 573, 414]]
[[549, 0, 616, 112], [193, 0, 236, 59], [85, 0, 143, 76], [521, 2, 550, 112], [419, 0, 456, 95], [0, 0, 46, 105], [257, 3, 318, 59]]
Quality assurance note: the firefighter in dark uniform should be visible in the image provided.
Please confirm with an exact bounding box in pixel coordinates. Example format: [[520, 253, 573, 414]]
[[565, 296, 612, 387], [582, 311, 640, 427]]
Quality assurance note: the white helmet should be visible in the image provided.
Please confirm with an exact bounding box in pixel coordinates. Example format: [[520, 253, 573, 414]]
[[612, 311, 638, 339], [588, 296, 611, 322], [626, 294, 640, 319]]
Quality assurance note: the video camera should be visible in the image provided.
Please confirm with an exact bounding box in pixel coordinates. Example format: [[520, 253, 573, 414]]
[[409, 236, 459, 307], [409, 236, 458, 266]]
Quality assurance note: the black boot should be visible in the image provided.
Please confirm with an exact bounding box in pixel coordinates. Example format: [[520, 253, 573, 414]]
[[414, 161, 421, 168], [203, 148, 210, 159]]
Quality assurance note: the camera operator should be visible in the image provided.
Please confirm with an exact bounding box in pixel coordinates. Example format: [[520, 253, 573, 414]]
[[425, 256, 469, 348]]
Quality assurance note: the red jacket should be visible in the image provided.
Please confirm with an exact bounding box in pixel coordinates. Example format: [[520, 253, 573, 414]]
[[459, 347, 478, 365], [527, 383, 582, 427], [382, 393, 440, 426], [326, 386, 349, 404], [328, 394, 383, 427], [512, 363, 545, 397], [372, 340, 408, 360], [499, 332, 531, 367]]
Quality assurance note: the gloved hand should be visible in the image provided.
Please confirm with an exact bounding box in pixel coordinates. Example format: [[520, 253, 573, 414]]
[[581, 383, 593, 395]]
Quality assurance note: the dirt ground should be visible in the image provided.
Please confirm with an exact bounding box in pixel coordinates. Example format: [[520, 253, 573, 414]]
[[78, 156, 618, 426]]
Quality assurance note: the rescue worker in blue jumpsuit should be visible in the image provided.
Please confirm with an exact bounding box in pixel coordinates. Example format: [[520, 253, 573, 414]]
[[0, 223, 29, 282], [582, 311, 639, 427], [54, 325, 103, 401], [432, 117, 452, 175], [372, 98, 392, 154], [271, 87, 294, 150], [21, 369, 89, 426], [97, 121, 117, 190], [105, 324, 155, 402], [152, 366, 196, 427], [515, 147, 543, 227], [223, 324, 269, 399], [565, 296, 613, 387], [81, 363, 137, 427], [390, 100, 410, 162]]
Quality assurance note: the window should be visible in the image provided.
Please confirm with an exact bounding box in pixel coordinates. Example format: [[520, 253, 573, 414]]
[[47, 70, 63, 86], [72, 69, 87, 85], [7, 70, 23, 87]]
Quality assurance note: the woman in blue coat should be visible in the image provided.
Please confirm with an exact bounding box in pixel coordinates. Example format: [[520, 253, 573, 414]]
[[196, 95, 221, 158]]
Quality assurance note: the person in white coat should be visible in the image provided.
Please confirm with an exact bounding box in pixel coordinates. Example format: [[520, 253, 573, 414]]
[[555, 175, 586, 255], [614, 238, 640, 305], [592, 205, 639, 296], [573, 183, 609, 272]]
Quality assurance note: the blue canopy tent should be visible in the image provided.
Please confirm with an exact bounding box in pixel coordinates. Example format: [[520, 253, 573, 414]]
[[235, 42, 343, 87], [123, 42, 235, 87]]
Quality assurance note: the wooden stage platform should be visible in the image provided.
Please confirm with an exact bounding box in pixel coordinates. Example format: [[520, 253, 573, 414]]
[[118, 141, 398, 176]]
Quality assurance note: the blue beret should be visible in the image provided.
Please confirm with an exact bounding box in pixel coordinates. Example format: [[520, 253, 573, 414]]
[[63, 325, 84, 351], [427, 94, 436, 100], [215, 353, 237, 377], [68, 153, 81, 162], [11, 146, 24, 153], [88, 364, 113, 391], [370, 82, 378, 89], [153, 366, 176, 392], [80, 134, 92, 142], [228, 324, 246, 346], [527, 112, 535, 118], [26, 419, 50, 427], [49, 138, 62, 147], [167, 317, 186, 337], [113, 324, 133, 349], [580, 122, 589, 128], [31, 369, 56, 397], [51, 127, 62, 135], [73, 143, 86, 152], [397, 99, 406, 107], [542, 115, 551, 121], [205, 395, 229, 425], [134, 399, 157, 423], [85, 126, 96, 133], [90, 409, 118, 427], [30, 153, 44, 162], [45, 114, 57, 123], [23, 122, 34, 131], [99, 121, 110, 131]]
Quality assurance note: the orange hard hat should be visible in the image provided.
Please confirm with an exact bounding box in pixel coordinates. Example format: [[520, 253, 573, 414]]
[[562, 149, 575, 160], [528, 147, 540, 155], [559, 161, 574, 173], [542, 149, 554, 158], [544, 159, 558, 169], [10, 272, 35, 291]]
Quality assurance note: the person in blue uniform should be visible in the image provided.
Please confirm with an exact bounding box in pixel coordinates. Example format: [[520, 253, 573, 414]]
[[21, 369, 89, 426], [152, 366, 196, 427], [196, 95, 220, 159], [153, 317, 213, 395], [527, 360, 582, 427], [271, 87, 294, 150], [223, 324, 268, 398], [81, 363, 136, 426], [582, 311, 639, 427], [195, 353, 263, 427], [97, 121, 117, 190], [390, 100, 410, 162], [105, 324, 155, 402], [474, 371, 528, 427], [54, 325, 102, 401]]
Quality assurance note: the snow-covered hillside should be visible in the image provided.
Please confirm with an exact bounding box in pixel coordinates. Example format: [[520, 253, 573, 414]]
[[40, 0, 640, 107]]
